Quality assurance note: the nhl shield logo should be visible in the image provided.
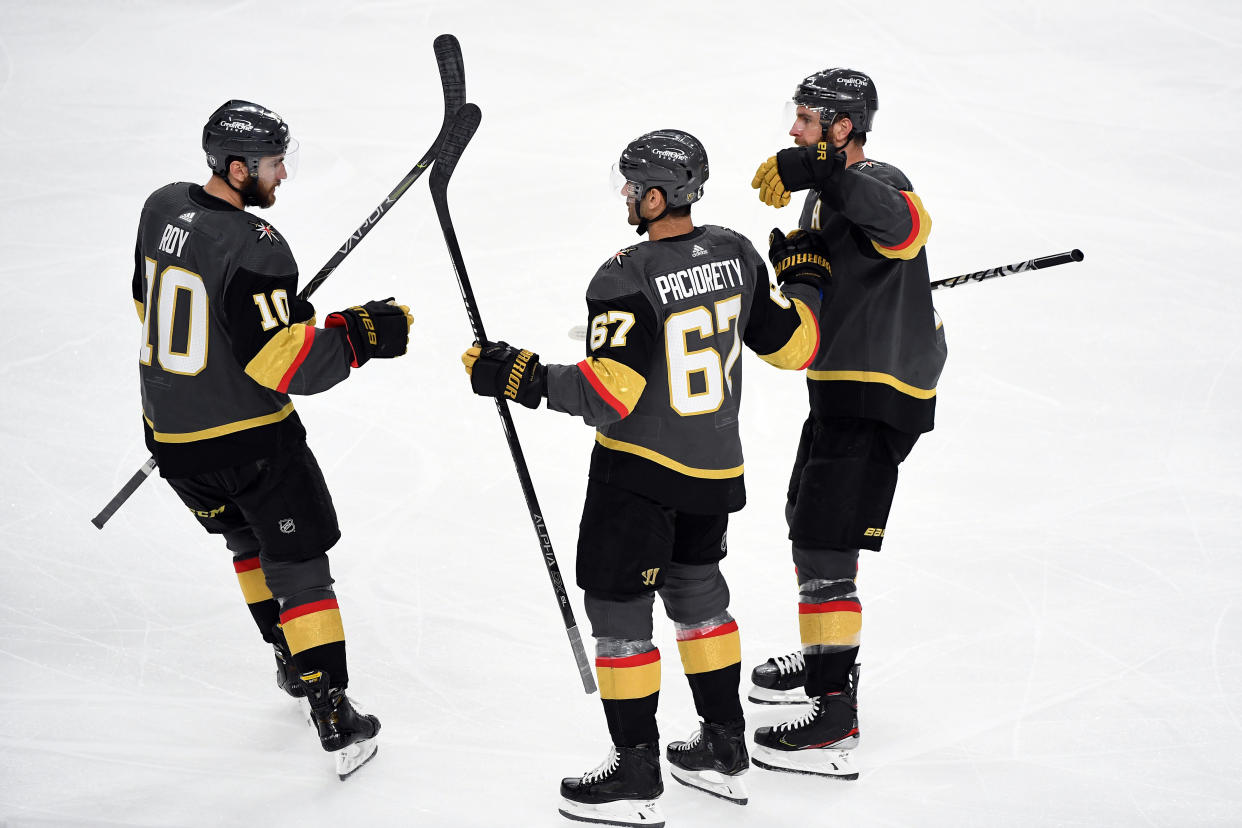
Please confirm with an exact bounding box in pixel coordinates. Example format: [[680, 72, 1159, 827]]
[[278, 518, 296, 534]]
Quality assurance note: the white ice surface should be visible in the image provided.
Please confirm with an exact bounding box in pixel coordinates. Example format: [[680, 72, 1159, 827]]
[[2, 1, 1240, 826]]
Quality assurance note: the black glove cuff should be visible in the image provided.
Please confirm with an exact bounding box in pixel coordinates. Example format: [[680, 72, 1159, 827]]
[[777, 145, 846, 193]]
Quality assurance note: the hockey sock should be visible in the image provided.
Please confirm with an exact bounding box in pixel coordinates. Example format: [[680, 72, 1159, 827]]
[[675, 613, 743, 723], [279, 589, 348, 688], [233, 554, 280, 644], [595, 639, 661, 746], [798, 576, 861, 696]]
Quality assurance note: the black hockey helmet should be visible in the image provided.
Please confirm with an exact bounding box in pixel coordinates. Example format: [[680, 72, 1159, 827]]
[[793, 68, 878, 133], [614, 129, 709, 209], [202, 99, 295, 177]]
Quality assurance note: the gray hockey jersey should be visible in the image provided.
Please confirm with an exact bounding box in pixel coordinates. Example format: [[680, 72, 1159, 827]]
[[133, 183, 351, 476], [546, 224, 820, 513]]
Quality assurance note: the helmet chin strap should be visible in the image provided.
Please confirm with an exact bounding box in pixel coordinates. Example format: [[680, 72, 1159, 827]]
[[635, 188, 670, 236]]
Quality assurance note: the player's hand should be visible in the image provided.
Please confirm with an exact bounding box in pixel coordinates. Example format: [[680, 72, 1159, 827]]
[[325, 298, 412, 368], [462, 340, 546, 409], [751, 156, 791, 208], [768, 227, 831, 285]]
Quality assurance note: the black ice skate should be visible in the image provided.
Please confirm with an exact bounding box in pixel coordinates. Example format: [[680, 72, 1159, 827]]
[[748, 650, 809, 704], [299, 670, 380, 780], [752, 665, 859, 780], [271, 627, 304, 699], [665, 718, 749, 805], [558, 743, 664, 827]]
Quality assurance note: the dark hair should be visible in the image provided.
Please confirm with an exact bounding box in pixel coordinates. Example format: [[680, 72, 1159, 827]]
[[832, 113, 867, 147]]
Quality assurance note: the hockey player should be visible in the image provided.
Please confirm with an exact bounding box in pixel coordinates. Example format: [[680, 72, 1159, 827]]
[[746, 69, 948, 778], [462, 130, 824, 825], [132, 99, 412, 780]]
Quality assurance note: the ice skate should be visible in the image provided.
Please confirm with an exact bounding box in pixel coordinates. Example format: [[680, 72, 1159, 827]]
[[271, 627, 304, 699], [665, 718, 749, 805], [752, 665, 859, 780], [747, 650, 809, 704], [299, 670, 380, 780], [559, 743, 664, 827]]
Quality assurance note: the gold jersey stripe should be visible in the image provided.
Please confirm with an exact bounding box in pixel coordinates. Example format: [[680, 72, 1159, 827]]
[[596, 658, 661, 700], [805, 369, 937, 400], [283, 606, 345, 655], [145, 402, 296, 443], [872, 190, 932, 260], [582, 356, 647, 414], [757, 297, 819, 370], [676, 629, 741, 675], [245, 324, 312, 390], [799, 610, 862, 648], [134, 300, 145, 323], [594, 433, 744, 479], [235, 567, 273, 604]]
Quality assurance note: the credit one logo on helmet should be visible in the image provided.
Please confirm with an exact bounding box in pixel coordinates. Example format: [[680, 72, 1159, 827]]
[[837, 77, 868, 88], [219, 119, 256, 132], [652, 148, 688, 162]]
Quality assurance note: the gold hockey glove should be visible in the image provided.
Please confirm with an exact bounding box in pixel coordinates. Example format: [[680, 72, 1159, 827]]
[[752, 156, 791, 207]]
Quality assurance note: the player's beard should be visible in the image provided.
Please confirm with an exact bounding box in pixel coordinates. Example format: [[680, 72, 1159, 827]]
[[240, 176, 277, 208]]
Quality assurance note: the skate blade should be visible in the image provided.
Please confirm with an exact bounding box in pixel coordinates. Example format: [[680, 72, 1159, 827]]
[[669, 764, 748, 805], [751, 744, 858, 780], [558, 796, 665, 827], [747, 685, 811, 705], [336, 737, 378, 780]]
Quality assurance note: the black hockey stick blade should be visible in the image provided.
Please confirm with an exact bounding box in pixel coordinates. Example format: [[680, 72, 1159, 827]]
[[299, 33, 466, 300], [931, 248, 1084, 291], [93, 35, 466, 529], [430, 102, 597, 694]]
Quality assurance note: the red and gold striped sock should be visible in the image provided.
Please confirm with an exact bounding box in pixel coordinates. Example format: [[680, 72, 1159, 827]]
[[596, 645, 661, 746], [232, 555, 280, 643], [799, 595, 861, 696], [675, 615, 743, 723], [280, 596, 348, 687]]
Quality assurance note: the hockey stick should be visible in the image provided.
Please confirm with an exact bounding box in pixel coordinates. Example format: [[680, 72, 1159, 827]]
[[566, 248, 1086, 341], [930, 248, 1084, 291], [91, 34, 466, 530], [431, 103, 597, 695]]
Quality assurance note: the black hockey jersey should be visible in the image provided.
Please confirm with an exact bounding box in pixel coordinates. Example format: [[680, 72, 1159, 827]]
[[798, 159, 947, 433], [546, 224, 820, 513], [132, 183, 352, 476]]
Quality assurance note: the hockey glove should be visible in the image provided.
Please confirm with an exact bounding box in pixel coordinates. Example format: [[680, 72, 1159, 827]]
[[752, 145, 848, 208], [462, 340, 546, 409], [325, 298, 412, 368], [768, 228, 831, 288]]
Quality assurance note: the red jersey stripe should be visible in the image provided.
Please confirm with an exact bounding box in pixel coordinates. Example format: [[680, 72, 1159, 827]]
[[577, 360, 630, 418], [276, 326, 315, 394]]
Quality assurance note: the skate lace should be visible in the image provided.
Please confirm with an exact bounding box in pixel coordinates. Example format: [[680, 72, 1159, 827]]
[[581, 747, 620, 783], [773, 650, 805, 675], [775, 696, 821, 732], [673, 725, 703, 751]]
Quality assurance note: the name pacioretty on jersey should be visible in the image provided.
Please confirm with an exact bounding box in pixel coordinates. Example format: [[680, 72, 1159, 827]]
[[653, 258, 744, 305]]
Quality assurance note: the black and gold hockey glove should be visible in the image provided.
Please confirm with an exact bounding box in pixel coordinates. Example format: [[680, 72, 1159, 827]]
[[768, 228, 831, 289], [325, 298, 412, 368], [462, 340, 546, 409], [752, 144, 848, 207]]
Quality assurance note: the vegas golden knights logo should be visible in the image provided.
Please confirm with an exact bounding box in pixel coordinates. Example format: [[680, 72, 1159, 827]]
[[640, 568, 660, 586]]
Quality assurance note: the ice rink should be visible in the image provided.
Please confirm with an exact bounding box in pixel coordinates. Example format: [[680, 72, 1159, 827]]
[[2, 1, 1240, 825]]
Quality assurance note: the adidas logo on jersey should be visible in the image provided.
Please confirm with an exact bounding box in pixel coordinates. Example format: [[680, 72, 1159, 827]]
[[691, 244, 709, 257], [178, 211, 197, 223]]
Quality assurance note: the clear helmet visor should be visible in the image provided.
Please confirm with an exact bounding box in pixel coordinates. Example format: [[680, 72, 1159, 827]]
[[254, 137, 300, 182], [609, 162, 642, 204], [784, 101, 828, 136]]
